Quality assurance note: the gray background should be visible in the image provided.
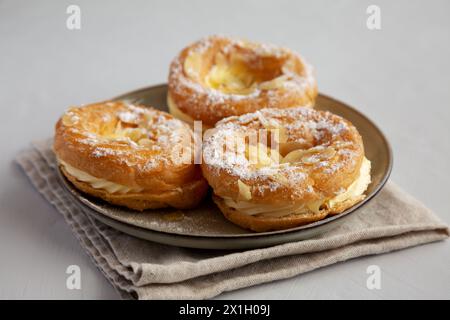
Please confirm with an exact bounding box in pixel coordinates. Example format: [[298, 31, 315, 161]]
[[1, 0, 449, 299]]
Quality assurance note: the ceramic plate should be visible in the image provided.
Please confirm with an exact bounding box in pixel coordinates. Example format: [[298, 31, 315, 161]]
[[57, 84, 392, 249]]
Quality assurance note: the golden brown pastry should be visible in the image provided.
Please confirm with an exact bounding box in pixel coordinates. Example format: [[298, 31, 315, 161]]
[[54, 101, 208, 211], [168, 35, 317, 128], [201, 107, 371, 232]]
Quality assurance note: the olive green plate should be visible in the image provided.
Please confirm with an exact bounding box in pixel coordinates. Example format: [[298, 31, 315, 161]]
[[57, 84, 392, 250]]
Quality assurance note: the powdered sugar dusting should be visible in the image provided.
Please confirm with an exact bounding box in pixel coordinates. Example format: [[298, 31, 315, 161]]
[[118, 111, 139, 124], [168, 35, 317, 120], [203, 106, 362, 199], [62, 101, 194, 171]]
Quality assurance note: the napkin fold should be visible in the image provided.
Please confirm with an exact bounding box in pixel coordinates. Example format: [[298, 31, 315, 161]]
[[16, 140, 449, 299]]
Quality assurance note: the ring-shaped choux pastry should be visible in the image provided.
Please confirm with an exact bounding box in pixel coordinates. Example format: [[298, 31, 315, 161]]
[[168, 35, 317, 128], [201, 107, 371, 232], [54, 101, 208, 211]]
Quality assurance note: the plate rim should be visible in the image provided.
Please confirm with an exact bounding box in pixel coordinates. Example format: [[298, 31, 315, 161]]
[[59, 174, 355, 250], [58, 83, 393, 239]]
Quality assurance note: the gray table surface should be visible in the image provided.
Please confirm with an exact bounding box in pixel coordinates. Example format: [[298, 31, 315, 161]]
[[1, 0, 449, 299]]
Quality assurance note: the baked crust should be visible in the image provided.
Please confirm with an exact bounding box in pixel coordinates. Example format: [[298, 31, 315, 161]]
[[168, 35, 317, 127], [214, 195, 364, 232], [54, 101, 208, 210], [60, 166, 208, 210], [201, 107, 368, 231]]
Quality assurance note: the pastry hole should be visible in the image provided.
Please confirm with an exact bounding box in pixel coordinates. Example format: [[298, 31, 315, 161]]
[[185, 41, 293, 95]]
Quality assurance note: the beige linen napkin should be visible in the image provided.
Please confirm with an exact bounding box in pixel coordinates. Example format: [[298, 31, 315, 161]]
[[16, 140, 449, 299]]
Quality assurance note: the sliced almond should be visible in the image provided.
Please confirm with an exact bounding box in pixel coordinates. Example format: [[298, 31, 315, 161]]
[[319, 147, 336, 160], [272, 173, 289, 185], [62, 111, 79, 127], [142, 112, 155, 127], [307, 200, 325, 214], [301, 155, 320, 164], [281, 149, 307, 164], [282, 146, 336, 164], [184, 52, 203, 80], [138, 138, 153, 147], [279, 141, 309, 156], [259, 75, 289, 90], [237, 179, 252, 201], [246, 143, 276, 168], [122, 128, 147, 142]]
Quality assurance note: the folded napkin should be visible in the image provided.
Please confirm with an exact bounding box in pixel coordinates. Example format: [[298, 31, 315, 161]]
[[16, 140, 449, 299]]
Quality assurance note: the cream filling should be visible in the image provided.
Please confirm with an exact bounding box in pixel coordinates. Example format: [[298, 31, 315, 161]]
[[223, 157, 371, 218], [58, 159, 144, 194], [184, 51, 288, 95], [204, 55, 258, 95], [167, 94, 213, 130], [327, 157, 371, 209]]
